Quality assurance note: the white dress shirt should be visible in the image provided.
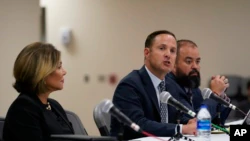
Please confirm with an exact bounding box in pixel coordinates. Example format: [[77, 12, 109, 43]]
[[145, 66, 163, 106], [145, 66, 182, 134]]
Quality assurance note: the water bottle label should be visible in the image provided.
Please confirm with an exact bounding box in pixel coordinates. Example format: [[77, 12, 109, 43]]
[[197, 120, 211, 130]]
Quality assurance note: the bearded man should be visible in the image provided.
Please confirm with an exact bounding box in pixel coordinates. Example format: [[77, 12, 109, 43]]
[[166, 39, 231, 125]]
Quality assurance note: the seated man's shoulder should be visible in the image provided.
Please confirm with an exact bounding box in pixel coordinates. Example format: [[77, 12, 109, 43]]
[[165, 73, 181, 91], [119, 69, 141, 84], [193, 88, 202, 93], [165, 73, 178, 85], [115, 69, 145, 94]]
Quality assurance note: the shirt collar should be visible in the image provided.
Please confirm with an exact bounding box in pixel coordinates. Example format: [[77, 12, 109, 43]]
[[145, 66, 164, 89]]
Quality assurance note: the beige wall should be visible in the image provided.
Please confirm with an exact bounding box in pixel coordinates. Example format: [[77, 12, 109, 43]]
[[1, 0, 250, 136], [0, 0, 40, 115]]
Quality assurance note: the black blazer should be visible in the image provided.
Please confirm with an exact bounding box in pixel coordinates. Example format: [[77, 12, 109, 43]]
[[110, 66, 177, 140], [3, 93, 74, 141], [166, 72, 231, 124]]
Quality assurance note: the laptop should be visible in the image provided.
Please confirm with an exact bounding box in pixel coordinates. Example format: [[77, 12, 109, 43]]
[[242, 109, 250, 125]]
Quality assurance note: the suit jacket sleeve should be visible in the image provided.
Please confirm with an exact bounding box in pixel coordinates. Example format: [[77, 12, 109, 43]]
[[196, 89, 231, 125], [112, 80, 177, 137], [176, 89, 231, 125]]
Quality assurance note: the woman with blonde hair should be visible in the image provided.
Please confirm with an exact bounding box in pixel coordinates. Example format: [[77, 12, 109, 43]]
[[3, 42, 74, 141]]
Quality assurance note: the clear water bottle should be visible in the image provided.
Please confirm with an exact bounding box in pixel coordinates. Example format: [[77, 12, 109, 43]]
[[197, 104, 211, 141]]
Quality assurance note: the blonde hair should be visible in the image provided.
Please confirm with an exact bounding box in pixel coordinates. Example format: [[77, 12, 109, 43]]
[[13, 42, 61, 94]]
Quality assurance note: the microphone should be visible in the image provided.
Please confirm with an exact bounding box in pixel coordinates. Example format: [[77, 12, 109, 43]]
[[100, 99, 174, 141], [100, 99, 141, 132], [160, 91, 196, 117], [201, 88, 237, 110]]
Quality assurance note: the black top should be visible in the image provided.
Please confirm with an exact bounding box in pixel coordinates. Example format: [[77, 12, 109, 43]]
[[45, 108, 73, 134], [3, 93, 74, 141]]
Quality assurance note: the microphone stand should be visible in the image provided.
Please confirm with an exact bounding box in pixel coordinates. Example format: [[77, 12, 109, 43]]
[[117, 122, 124, 141], [169, 110, 195, 141], [216, 103, 222, 126], [169, 110, 183, 141]]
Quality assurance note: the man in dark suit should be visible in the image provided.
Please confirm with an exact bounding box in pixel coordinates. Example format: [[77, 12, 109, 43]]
[[110, 30, 197, 140], [166, 39, 231, 125]]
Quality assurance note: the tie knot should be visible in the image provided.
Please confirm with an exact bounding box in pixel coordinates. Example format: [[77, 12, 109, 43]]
[[158, 81, 165, 93]]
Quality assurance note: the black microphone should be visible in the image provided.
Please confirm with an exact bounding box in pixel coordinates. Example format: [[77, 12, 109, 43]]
[[201, 88, 237, 110], [160, 91, 196, 117], [100, 99, 141, 132]]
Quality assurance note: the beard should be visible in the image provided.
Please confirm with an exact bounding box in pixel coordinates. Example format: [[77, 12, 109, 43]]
[[175, 68, 201, 89]]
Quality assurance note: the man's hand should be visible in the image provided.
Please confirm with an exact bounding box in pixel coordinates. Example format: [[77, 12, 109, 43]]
[[210, 75, 230, 95], [188, 118, 197, 124], [182, 118, 197, 136]]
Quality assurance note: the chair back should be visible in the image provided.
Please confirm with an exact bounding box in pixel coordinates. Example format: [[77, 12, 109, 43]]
[[65, 110, 88, 135], [93, 102, 111, 136], [0, 117, 5, 141]]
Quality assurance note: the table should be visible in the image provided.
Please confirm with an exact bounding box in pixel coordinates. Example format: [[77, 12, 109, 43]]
[[130, 120, 244, 141], [131, 134, 228, 141]]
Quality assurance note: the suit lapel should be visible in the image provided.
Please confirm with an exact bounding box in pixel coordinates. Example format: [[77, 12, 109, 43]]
[[139, 66, 160, 114]]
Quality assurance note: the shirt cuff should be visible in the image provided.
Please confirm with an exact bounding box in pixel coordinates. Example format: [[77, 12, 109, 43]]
[[175, 124, 182, 134]]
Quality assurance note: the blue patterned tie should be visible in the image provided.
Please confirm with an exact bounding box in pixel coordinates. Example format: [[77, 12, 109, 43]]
[[159, 81, 168, 123]]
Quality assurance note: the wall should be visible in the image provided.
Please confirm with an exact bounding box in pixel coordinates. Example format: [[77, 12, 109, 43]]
[[0, 0, 40, 116]]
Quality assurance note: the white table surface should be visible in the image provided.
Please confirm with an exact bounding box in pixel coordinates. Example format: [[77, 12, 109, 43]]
[[130, 120, 243, 141], [131, 134, 229, 141]]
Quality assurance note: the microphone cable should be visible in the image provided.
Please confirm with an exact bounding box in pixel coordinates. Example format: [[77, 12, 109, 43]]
[[212, 123, 230, 135], [141, 131, 168, 141]]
